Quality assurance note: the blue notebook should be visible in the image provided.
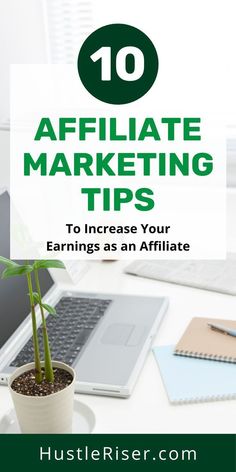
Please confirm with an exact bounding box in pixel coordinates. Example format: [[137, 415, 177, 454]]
[[153, 345, 236, 404]]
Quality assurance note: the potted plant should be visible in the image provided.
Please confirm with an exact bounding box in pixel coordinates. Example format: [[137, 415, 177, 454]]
[[0, 257, 75, 433]]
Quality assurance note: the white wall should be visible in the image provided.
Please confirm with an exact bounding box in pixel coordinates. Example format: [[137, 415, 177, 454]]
[[0, 0, 48, 189], [0, 0, 47, 123], [0, 0, 95, 189]]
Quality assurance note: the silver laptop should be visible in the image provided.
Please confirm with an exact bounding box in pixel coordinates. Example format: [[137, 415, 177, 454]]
[[0, 190, 168, 397]]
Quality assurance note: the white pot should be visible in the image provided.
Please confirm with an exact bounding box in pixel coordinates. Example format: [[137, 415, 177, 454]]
[[8, 361, 75, 433]]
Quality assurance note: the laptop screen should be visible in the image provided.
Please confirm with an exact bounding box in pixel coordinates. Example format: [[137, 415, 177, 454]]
[[0, 191, 54, 349]]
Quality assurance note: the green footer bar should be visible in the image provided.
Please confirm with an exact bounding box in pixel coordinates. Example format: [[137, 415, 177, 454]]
[[0, 434, 235, 471]]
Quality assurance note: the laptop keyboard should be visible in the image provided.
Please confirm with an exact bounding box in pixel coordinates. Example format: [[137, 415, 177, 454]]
[[10, 296, 112, 368]]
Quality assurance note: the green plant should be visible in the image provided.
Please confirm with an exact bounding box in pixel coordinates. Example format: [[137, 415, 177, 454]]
[[0, 257, 65, 384]]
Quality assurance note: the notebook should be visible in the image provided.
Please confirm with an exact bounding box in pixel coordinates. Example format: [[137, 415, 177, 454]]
[[174, 317, 236, 362], [153, 345, 236, 404]]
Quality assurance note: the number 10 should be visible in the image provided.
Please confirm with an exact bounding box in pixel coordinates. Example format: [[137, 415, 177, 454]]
[[90, 46, 145, 82]]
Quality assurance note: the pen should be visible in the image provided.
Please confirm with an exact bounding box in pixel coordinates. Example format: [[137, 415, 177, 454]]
[[207, 322, 236, 337]]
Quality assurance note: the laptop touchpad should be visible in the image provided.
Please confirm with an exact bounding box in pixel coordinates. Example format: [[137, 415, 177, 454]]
[[101, 324, 134, 345], [101, 323, 146, 346]]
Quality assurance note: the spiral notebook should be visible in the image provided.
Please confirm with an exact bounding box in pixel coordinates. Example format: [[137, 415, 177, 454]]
[[153, 345, 236, 404], [174, 317, 236, 362]]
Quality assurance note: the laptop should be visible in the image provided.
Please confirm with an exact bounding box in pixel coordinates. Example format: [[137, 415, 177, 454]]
[[125, 258, 236, 295], [0, 190, 168, 397]]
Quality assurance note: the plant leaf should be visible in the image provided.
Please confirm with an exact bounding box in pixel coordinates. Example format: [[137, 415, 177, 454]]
[[32, 292, 40, 304], [30, 292, 57, 315], [1, 264, 33, 279], [0, 256, 19, 268], [41, 303, 57, 315], [33, 260, 65, 270]]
